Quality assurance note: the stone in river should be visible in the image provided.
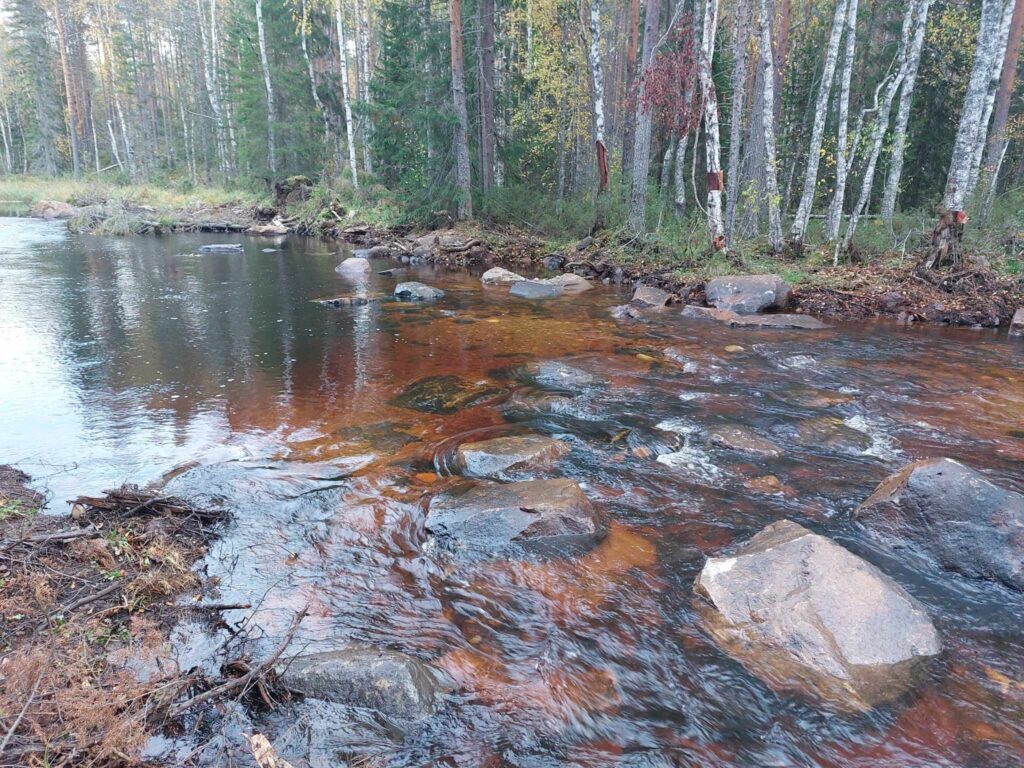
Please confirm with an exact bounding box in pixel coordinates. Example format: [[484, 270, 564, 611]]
[[391, 375, 505, 414], [544, 273, 593, 293], [705, 425, 783, 457], [681, 305, 827, 329], [394, 281, 445, 301], [856, 458, 1024, 590], [515, 360, 604, 391], [456, 435, 569, 477], [705, 274, 791, 314], [695, 520, 940, 711], [427, 478, 604, 556], [775, 386, 855, 409], [336, 256, 371, 273], [198, 243, 244, 253], [481, 266, 525, 285], [632, 284, 671, 308], [1010, 308, 1024, 337], [29, 200, 81, 220], [510, 280, 564, 299], [793, 415, 871, 453], [277, 647, 444, 719]]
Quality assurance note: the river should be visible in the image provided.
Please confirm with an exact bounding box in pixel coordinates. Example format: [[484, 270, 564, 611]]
[[1, 216, 1022, 766]]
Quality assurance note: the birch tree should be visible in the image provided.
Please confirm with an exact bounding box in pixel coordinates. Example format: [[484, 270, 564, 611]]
[[336, 0, 360, 187], [627, 0, 664, 233], [880, 0, 931, 221], [791, 0, 849, 243], [300, 0, 331, 152], [824, 0, 860, 241], [981, 0, 1024, 216], [449, 0, 473, 219], [698, 0, 726, 249], [255, 0, 277, 173], [588, 0, 609, 232], [757, 0, 782, 252], [724, 0, 751, 243]]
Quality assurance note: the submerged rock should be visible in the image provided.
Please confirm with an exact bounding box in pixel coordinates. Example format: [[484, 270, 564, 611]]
[[545, 273, 593, 293], [856, 458, 1024, 590], [510, 280, 563, 299], [391, 375, 505, 414], [793, 415, 871, 453], [681, 305, 827, 329], [774, 386, 855, 409], [705, 274, 791, 315], [695, 520, 941, 711], [198, 243, 244, 253], [481, 266, 525, 285], [427, 479, 604, 556], [514, 360, 604, 392], [315, 293, 384, 308], [456, 435, 569, 477], [277, 647, 443, 719], [336, 256, 371, 273], [394, 281, 445, 301], [705, 425, 783, 457]]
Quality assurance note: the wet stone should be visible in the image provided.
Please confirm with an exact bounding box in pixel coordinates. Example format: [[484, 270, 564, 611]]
[[481, 267, 525, 285], [515, 360, 604, 392], [198, 243, 244, 253], [695, 520, 941, 711], [277, 648, 444, 719], [856, 458, 1024, 590], [681, 305, 827, 329], [336, 256, 371, 273], [705, 425, 783, 457], [391, 375, 505, 414], [394, 282, 445, 301], [632, 284, 671, 308], [456, 435, 569, 477], [427, 478, 604, 557], [315, 293, 384, 308], [775, 386, 855, 409], [510, 280, 563, 300], [705, 274, 791, 315], [793, 415, 871, 453], [1010, 308, 1024, 337]]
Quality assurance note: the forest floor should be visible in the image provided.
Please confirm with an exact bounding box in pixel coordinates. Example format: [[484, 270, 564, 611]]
[[0, 466, 291, 767], [5, 176, 1023, 328]]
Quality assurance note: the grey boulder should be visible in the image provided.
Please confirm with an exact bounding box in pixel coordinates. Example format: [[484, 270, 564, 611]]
[[705, 274, 791, 315], [336, 256, 371, 273], [427, 478, 604, 556], [394, 281, 445, 301], [632, 284, 671, 308], [199, 243, 244, 253], [695, 520, 940, 711], [277, 647, 443, 719], [456, 434, 569, 477], [1010, 308, 1024, 337], [481, 266, 525, 285], [510, 280, 563, 299], [681, 305, 826, 329], [855, 458, 1024, 590]]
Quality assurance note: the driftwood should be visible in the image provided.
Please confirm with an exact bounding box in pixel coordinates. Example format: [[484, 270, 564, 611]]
[[69, 486, 224, 524]]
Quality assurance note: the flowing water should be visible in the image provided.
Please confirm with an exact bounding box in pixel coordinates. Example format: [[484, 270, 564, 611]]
[[1, 216, 1023, 767]]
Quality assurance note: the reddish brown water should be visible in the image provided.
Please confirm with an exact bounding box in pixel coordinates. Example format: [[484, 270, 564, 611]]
[[2, 218, 1023, 766]]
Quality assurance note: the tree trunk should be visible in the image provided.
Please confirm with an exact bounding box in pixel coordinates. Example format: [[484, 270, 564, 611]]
[[53, 1, 82, 177], [301, 0, 332, 152], [336, 0, 360, 188], [758, 0, 783, 252], [621, 0, 642, 181], [588, 0, 608, 233], [774, 0, 791, 124], [824, 0, 860, 241], [698, 0, 726, 249], [982, 0, 1024, 216], [627, 0, 665, 233], [449, 0, 473, 219], [880, 0, 931, 221], [355, 0, 374, 174], [790, 0, 849, 242], [674, 133, 688, 216], [933, 0, 1013, 267], [724, 0, 751, 243], [478, 0, 496, 192], [255, 0, 277, 173]]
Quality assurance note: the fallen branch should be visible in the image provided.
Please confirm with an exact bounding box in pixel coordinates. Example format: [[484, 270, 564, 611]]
[[167, 606, 308, 719]]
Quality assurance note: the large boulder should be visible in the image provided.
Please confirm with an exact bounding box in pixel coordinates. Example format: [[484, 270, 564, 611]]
[[456, 435, 569, 477], [695, 520, 940, 711], [510, 280, 563, 300], [1010, 308, 1024, 337], [427, 479, 604, 556], [632, 284, 671, 308], [277, 647, 443, 719], [545, 273, 593, 293], [855, 458, 1024, 590], [705, 275, 791, 315], [681, 305, 826, 329], [481, 267, 525, 285], [394, 281, 445, 301]]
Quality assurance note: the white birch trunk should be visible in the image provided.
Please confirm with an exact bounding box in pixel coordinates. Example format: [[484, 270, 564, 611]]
[[725, 0, 751, 243], [588, 0, 608, 231], [880, 0, 931, 221], [355, 0, 374, 174], [336, 0, 360, 188], [791, 0, 849, 241], [825, 0, 860, 241], [255, 0, 277, 173], [843, 0, 919, 246], [758, 0, 782, 252], [674, 133, 688, 216], [300, 0, 332, 151], [699, 0, 726, 248], [943, 0, 1012, 213]]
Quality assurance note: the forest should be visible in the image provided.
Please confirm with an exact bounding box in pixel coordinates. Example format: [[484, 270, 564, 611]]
[[0, 0, 1021, 267]]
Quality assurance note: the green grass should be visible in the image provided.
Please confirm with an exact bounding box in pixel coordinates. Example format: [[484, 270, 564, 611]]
[[0, 500, 37, 521]]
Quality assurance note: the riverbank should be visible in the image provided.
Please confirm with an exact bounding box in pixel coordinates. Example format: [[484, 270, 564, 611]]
[[5, 176, 1022, 329]]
